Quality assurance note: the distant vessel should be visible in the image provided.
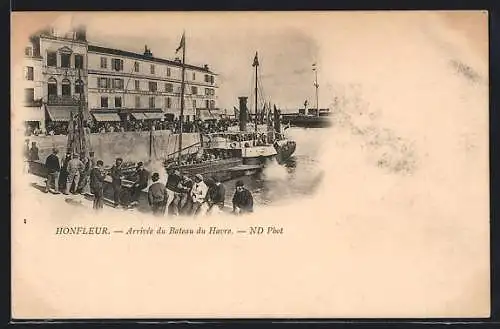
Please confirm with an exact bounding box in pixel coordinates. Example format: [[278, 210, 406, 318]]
[[203, 51, 296, 167], [280, 63, 332, 128]]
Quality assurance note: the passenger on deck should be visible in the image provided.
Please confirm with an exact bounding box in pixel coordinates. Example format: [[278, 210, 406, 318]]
[[131, 162, 150, 206], [232, 180, 254, 215], [148, 173, 168, 216]]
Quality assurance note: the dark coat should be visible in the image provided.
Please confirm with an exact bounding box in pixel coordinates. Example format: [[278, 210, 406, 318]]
[[232, 188, 254, 212], [135, 168, 150, 187], [110, 164, 123, 186], [29, 146, 39, 161], [45, 154, 61, 173], [89, 167, 106, 193], [148, 182, 167, 205], [208, 183, 226, 205]]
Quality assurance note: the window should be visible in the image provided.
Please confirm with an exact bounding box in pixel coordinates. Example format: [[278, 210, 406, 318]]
[[165, 83, 173, 92], [210, 75, 214, 84], [135, 96, 141, 108], [165, 97, 171, 108], [191, 86, 198, 95], [25, 47, 33, 56], [210, 100, 215, 109], [205, 100, 209, 108], [75, 80, 83, 94], [112, 78, 124, 90], [61, 79, 71, 96], [150, 65, 155, 74], [101, 96, 108, 108], [47, 52, 57, 67], [166, 67, 171, 76], [204, 88, 209, 96], [115, 97, 122, 108], [60, 53, 70, 68], [98, 77, 110, 88], [204, 74, 209, 82], [111, 58, 123, 71], [25, 67, 34, 81], [48, 78, 57, 96], [74, 54, 84, 69], [100, 57, 107, 69], [192, 100, 196, 109], [149, 96, 155, 108], [24, 88, 34, 103], [135, 80, 140, 91], [192, 72, 196, 80], [148, 81, 157, 92], [134, 61, 140, 72]]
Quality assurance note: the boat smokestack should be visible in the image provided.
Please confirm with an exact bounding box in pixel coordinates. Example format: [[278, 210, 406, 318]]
[[239, 96, 248, 132], [273, 105, 281, 134]]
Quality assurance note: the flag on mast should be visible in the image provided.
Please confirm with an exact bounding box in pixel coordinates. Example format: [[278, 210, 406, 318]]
[[252, 52, 259, 67], [176, 32, 185, 53]]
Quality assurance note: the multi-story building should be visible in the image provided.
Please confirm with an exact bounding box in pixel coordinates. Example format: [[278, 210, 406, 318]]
[[23, 26, 219, 130], [87, 45, 217, 123], [22, 39, 45, 129], [23, 27, 89, 129]]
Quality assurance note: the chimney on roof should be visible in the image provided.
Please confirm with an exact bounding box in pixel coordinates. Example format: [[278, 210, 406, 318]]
[[204, 64, 209, 70], [144, 45, 153, 57], [174, 57, 181, 63]]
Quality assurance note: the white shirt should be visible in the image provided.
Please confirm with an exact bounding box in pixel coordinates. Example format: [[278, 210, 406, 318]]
[[191, 181, 208, 203]]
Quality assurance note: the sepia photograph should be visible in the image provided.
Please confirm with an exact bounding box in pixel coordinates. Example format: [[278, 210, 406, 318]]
[[11, 11, 489, 319]]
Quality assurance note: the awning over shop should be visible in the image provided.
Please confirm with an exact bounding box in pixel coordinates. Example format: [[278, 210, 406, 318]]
[[144, 112, 165, 120], [130, 112, 148, 120], [23, 106, 44, 122], [92, 112, 121, 122], [46, 106, 78, 122]]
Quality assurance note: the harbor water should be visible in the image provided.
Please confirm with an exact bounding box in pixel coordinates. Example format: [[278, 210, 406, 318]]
[[223, 127, 328, 207]]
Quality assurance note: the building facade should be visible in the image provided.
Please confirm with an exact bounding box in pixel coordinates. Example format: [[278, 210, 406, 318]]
[[87, 45, 218, 122], [23, 26, 219, 131]]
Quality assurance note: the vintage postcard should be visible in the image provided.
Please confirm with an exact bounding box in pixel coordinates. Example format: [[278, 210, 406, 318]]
[[11, 11, 489, 318]]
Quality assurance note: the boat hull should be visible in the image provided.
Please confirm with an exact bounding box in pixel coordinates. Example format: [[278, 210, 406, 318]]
[[165, 157, 257, 182], [282, 115, 332, 128]]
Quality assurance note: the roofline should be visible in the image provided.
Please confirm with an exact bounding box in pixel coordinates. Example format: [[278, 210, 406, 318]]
[[88, 45, 216, 74]]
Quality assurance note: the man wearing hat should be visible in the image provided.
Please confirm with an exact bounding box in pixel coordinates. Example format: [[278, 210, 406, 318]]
[[90, 160, 106, 210], [207, 176, 226, 214], [190, 174, 208, 216], [65, 153, 84, 195], [232, 180, 254, 214], [165, 168, 183, 215], [110, 158, 125, 207], [131, 161, 150, 206], [44, 148, 61, 194], [178, 175, 193, 215], [148, 172, 168, 216]]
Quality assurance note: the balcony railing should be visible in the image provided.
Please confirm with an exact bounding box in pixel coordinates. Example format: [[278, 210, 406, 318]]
[[42, 65, 87, 77], [47, 95, 81, 106]]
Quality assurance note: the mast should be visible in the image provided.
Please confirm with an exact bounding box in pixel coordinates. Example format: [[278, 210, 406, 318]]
[[252, 52, 259, 134], [313, 63, 319, 117], [177, 32, 186, 165]]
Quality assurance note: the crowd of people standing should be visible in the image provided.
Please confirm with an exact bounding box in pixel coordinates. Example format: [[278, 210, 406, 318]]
[[25, 118, 238, 136], [36, 148, 254, 216]]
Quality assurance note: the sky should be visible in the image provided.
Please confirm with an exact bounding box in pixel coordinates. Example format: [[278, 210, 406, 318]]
[[37, 11, 487, 113]]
